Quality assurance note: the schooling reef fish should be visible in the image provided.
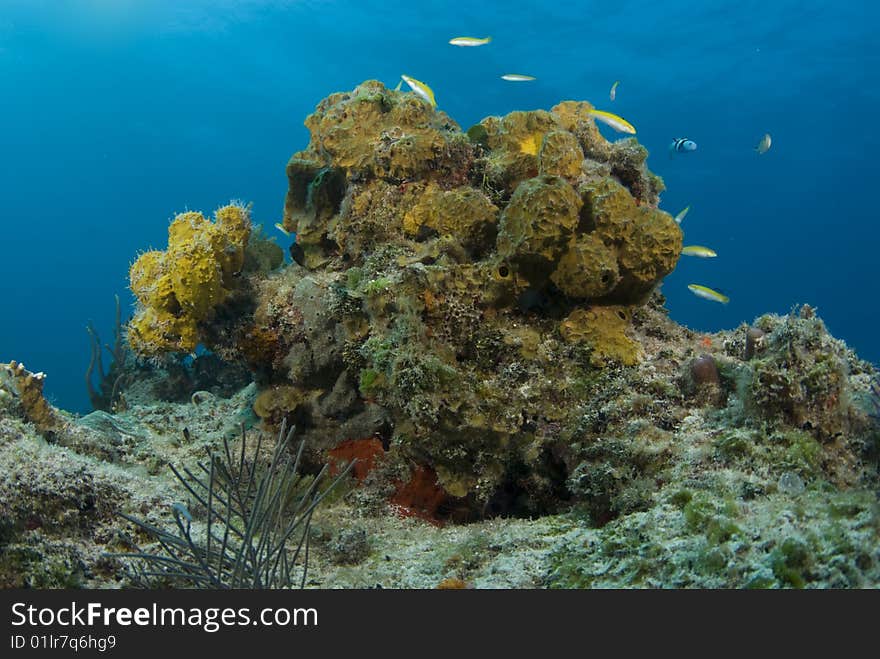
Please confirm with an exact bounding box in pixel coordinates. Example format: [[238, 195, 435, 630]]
[[755, 132, 772, 154], [673, 206, 690, 224], [589, 109, 636, 134], [401, 74, 436, 107], [688, 284, 729, 304], [609, 80, 619, 101], [681, 245, 717, 258], [501, 73, 536, 81], [449, 36, 491, 46], [670, 137, 697, 153]]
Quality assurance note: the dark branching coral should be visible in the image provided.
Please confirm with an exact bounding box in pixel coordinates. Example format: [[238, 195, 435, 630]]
[[114, 421, 353, 588]]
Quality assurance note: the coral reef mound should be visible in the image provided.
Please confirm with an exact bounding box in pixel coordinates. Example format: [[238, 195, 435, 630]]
[[2, 84, 878, 589], [146, 81, 683, 512]]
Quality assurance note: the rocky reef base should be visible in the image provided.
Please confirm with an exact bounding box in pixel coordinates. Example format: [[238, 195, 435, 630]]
[[2, 304, 878, 588]]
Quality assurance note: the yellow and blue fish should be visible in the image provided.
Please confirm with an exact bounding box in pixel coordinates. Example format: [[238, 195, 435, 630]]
[[688, 284, 729, 304], [674, 206, 690, 224], [589, 109, 636, 134], [401, 74, 437, 107], [681, 245, 717, 258], [609, 80, 620, 101], [449, 36, 491, 47]]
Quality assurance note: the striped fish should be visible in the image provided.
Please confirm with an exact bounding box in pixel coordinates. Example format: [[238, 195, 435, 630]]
[[670, 137, 697, 153]]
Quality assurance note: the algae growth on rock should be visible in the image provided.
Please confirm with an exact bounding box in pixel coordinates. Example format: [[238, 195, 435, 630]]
[[1, 81, 878, 589]]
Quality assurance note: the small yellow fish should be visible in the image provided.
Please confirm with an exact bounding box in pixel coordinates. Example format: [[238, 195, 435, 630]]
[[501, 73, 536, 81], [274, 222, 291, 237], [755, 132, 772, 154], [393, 79, 402, 91], [681, 245, 717, 258], [688, 284, 729, 304], [610, 80, 620, 101], [401, 74, 436, 107], [449, 36, 491, 47], [588, 109, 636, 134], [674, 206, 690, 224]]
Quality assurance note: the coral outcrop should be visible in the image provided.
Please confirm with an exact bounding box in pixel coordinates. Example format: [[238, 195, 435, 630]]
[[91, 82, 878, 589], [127, 203, 254, 355], [227, 81, 682, 509]]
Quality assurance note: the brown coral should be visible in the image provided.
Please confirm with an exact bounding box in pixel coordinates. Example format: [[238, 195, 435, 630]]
[[402, 184, 498, 254], [282, 80, 474, 263], [539, 130, 585, 179], [496, 175, 583, 286], [1, 361, 67, 438], [559, 307, 642, 366], [551, 233, 620, 299]]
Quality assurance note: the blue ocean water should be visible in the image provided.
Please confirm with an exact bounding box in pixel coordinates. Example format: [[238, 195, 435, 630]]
[[1, 0, 877, 414]]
